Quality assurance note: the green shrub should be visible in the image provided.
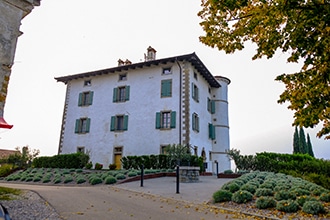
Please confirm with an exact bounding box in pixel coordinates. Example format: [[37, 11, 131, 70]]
[[42, 178, 51, 183], [76, 177, 86, 184], [290, 188, 310, 197], [64, 175, 73, 183], [76, 169, 83, 173], [85, 162, 93, 169], [255, 188, 273, 197], [53, 178, 62, 184], [240, 183, 257, 194], [320, 192, 330, 202], [105, 176, 117, 184], [276, 200, 299, 213], [0, 164, 13, 177], [116, 174, 126, 180], [94, 163, 103, 170], [222, 182, 240, 193], [302, 201, 325, 215], [232, 190, 253, 204], [255, 196, 276, 209], [259, 180, 275, 189], [224, 169, 233, 174], [213, 190, 232, 203], [33, 176, 41, 182], [25, 176, 33, 182], [90, 177, 103, 185], [296, 196, 317, 206], [109, 164, 117, 170], [128, 171, 137, 177], [274, 190, 296, 201]]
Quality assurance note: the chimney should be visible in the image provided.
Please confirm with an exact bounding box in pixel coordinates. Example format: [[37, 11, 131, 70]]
[[144, 46, 157, 61], [118, 59, 125, 66], [124, 59, 132, 65]]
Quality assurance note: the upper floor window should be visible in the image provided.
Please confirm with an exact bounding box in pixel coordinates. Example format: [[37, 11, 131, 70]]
[[84, 80, 91, 86], [78, 91, 94, 106], [75, 118, 91, 134], [162, 67, 172, 75], [192, 113, 199, 132], [161, 79, 172, 98], [155, 111, 176, 129], [119, 73, 127, 81], [110, 115, 129, 131], [194, 72, 198, 80], [113, 86, 130, 102], [192, 83, 199, 102], [207, 98, 215, 114]]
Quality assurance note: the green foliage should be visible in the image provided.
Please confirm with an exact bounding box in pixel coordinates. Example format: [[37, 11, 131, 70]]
[[63, 175, 73, 183], [105, 176, 117, 185], [213, 190, 232, 203], [7, 146, 40, 169], [255, 188, 273, 197], [222, 182, 240, 193], [32, 153, 89, 169], [85, 162, 92, 169], [89, 177, 103, 185], [232, 190, 253, 204], [198, 0, 330, 139], [255, 197, 276, 209], [276, 200, 299, 213], [274, 190, 296, 201], [76, 177, 86, 184], [296, 196, 317, 207], [127, 171, 137, 177], [302, 201, 325, 215], [116, 174, 126, 180], [223, 169, 233, 174], [320, 192, 330, 202], [0, 164, 14, 177], [108, 164, 116, 170], [240, 183, 257, 194], [94, 163, 103, 170]]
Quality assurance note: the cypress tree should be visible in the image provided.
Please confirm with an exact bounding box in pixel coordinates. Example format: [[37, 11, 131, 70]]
[[306, 133, 314, 157], [299, 127, 307, 154], [293, 126, 300, 154]]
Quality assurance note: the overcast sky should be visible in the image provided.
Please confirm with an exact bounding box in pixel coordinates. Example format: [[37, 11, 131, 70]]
[[1, 0, 328, 159]]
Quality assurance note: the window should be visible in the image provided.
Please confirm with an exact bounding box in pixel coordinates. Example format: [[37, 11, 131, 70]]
[[207, 98, 215, 114], [155, 111, 176, 129], [192, 113, 199, 132], [194, 72, 198, 80], [113, 86, 130, 102], [119, 73, 127, 81], [160, 145, 168, 154], [162, 67, 172, 75], [208, 123, 216, 140], [110, 115, 128, 131], [77, 147, 85, 153], [78, 91, 93, 106], [84, 80, 91, 86], [192, 83, 199, 102], [161, 79, 172, 97], [75, 118, 91, 134]]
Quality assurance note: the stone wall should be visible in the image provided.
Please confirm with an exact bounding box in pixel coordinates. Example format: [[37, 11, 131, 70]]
[[179, 166, 200, 183]]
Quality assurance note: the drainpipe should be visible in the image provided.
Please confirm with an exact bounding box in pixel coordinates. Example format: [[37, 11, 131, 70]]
[[176, 58, 182, 145]]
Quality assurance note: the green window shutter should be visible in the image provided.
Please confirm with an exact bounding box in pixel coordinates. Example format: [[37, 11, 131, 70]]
[[75, 119, 80, 133], [123, 115, 128, 130], [196, 116, 200, 132], [207, 98, 211, 112], [161, 80, 171, 97], [192, 113, 195, 130], [110, 116, 116, 131], [168, 80, 172, 96], [78, 93, 83, 106], [89, 91, 94, 105], [211, 100, 215, 114], [209, 123, 216, 140], [86, 118, 91, 133], [113, 88, 118, 102], [196, 86, 199, 101], [170, 111, 176, 128], [155, 112, 161, 129], [125, 86, 130, 101], [191, 83, 194, 99]]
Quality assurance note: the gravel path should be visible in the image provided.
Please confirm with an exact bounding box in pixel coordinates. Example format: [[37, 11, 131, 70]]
[[1, 190, 62, 220]]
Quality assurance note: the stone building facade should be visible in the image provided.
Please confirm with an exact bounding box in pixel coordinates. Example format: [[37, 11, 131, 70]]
[[0, 0, 40, 128]]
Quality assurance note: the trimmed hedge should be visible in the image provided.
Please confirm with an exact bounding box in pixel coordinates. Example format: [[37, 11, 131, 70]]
[[32, 153, 89, 169]]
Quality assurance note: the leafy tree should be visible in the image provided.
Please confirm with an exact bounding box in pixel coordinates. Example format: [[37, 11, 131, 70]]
[[198, 0, 330, 139], [293, 126, 300, 154], [7, 146, 40, 169], [306, 133, 314, 157], [299, 127, 307, 154]]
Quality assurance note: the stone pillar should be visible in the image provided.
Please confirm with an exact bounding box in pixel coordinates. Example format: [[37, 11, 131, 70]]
[[0, 0, 40, 128]]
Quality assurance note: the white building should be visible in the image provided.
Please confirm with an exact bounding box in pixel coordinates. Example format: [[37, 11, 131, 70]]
[[55, 47, 231, 173]]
